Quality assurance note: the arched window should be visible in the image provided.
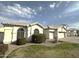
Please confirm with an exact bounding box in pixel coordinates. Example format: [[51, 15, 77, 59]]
[[34, 29, 39, 35], [17, 28, 24, 39]]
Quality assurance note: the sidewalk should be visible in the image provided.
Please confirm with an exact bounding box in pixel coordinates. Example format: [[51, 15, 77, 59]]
[[59, 37, 79, 44]]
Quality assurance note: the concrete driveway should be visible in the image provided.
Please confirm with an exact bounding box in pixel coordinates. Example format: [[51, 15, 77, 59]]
[[59, 37, 79, 44]]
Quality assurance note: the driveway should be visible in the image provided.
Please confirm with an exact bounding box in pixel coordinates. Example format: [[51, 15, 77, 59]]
[[59, 37, 79, 44]]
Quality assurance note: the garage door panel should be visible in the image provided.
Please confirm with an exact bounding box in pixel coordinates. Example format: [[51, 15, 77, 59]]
[[49, 33, 54, 39], [58, 33, 64, 38], [4, 30, 12, 44]]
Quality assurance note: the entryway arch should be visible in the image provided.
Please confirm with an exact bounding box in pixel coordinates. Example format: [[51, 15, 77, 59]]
[[34, 29, 39, 35], [17, 28, 25, 39]]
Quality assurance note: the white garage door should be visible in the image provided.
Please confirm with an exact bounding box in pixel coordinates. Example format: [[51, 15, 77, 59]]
[[4, 29, 12, 44], [58, 33, 64, 38], [49, 32, 54, 40]]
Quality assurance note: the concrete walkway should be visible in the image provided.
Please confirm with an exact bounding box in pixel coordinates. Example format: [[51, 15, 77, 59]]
[[59, 37, 79, 44]]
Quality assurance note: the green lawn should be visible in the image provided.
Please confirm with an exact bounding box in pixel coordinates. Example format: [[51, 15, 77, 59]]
[[7, 42, 79, 58]]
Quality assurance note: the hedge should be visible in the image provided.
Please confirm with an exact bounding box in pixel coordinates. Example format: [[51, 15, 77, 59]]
[[32, 34, 46, 43], [16, 38, 27, 45]]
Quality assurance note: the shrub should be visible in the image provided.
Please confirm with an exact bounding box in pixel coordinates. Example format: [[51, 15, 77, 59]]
[[0, 44, 8, 57], [32, 34, 46, 43], [16, 38, 27, 45]]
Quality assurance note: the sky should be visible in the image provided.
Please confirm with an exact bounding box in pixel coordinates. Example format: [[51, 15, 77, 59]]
[[0, 1, 79, 28]]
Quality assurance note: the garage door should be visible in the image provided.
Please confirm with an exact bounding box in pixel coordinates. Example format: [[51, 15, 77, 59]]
[[58, 33, 64, 38], [4, 29, 12, 44], [0, 32, 4, 43], [49, 32, 54, 40]]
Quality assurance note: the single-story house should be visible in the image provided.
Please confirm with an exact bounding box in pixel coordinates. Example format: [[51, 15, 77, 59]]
[[0, 22, 67, 44], [44, 24, 67, 41], [0, 22, 44, 44], [67, 28, 78, 37]]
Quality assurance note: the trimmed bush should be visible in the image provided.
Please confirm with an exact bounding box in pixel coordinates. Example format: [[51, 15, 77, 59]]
[[32, 34, 46, 43], [16, 38, 27, 45], [0, 44, 8, 57]]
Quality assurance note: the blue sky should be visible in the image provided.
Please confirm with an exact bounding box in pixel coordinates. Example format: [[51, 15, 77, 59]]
[[0, 1, 79, 28]]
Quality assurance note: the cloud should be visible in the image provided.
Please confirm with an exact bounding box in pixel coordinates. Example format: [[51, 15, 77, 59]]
[[53, 16, 57, 19], [58, 15, 62, 18], [56, 1, 63, 8], [64, 1, 70, 7], [64, 2, 79, 14], [56, 1, 70, 8], [38, 6, 43, 11], [49, 3, 56, 9], [0, 3, 37, 19], [53, 15, 62, 19], [69, 22, 79, 29], [0, 16, 32, 24]]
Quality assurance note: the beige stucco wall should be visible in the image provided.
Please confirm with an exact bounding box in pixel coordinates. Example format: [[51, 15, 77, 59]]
[[12, 27, 21, 42], [49, 29, 55, 32], [0, 27, 4, 32], [58, 27, 66, 32]]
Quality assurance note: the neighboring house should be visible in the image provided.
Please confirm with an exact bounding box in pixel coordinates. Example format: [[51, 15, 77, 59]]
[[44, 24, 67, 41], [67, 28, 78, 37], [0, 22, 44, 44]]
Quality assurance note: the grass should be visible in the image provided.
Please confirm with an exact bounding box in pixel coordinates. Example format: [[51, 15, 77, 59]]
[[7, 42, 79, 58]]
